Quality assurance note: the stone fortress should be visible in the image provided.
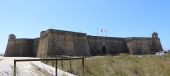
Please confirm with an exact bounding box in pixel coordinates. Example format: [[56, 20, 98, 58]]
[[5, 29, 163, 57]]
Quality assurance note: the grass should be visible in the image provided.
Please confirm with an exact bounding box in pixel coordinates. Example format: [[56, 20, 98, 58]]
[[45, 55, 170, 76]]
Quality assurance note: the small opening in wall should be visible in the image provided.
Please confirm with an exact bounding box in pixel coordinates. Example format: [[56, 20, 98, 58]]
[[10, 37, 13, 39], [102, 46, 107, 55]]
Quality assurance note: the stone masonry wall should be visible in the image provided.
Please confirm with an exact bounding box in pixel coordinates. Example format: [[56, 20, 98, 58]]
[[5, 29, 163, 57], [126, 37, 163, 55], [37, 29, 90, 57], [5, 38, 34, 57], [88, 36, 129, 55], [37, 31, 49, 57]]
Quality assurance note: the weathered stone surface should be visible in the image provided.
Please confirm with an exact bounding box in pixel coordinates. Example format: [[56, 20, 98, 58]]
[[37, 29, 90, 57], [5, 37, 35, 57], [4, 29, 163, 57]]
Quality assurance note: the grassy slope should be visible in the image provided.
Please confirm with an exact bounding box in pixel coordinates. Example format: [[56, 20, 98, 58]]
[[83, 55, 170, 76], [47, 55, 170, 76]]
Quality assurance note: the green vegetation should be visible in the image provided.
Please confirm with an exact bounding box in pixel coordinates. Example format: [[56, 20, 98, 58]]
[[46, 55, 170, 76]]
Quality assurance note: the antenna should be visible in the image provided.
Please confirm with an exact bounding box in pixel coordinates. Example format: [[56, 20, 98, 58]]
[[97, 28, 98, 36], [101, 27, 104, 36], [105, 29, 107, 37], [100, 28, 107, 37]]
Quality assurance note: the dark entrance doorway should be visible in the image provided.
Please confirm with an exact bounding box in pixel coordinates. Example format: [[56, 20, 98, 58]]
[[102, 46, 107, 55]]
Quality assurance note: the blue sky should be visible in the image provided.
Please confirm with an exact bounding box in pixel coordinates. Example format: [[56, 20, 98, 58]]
[[0, 0, 169, 54]]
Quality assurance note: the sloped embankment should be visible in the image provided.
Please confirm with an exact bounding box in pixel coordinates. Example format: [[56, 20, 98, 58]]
[[0, 57, 75, 76]]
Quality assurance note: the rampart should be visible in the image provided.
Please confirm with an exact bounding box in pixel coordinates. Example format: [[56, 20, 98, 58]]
[[4, 29, 163, 57]]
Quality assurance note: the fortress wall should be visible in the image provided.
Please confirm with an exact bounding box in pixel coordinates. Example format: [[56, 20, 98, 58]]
[[73, 33, 90, 56], [87, 36, 129, 55], [126, 38, 153, 54], [37, 31, 49, 57], [33, 38, 40, 57], [47, 29, 75, 55], [155, 38, 163, 51], [15, 39, 34, 57], [5, 34, 35, 57], [5, 39, 16, 56], [107, 38, 129, 54], [39, 29, 90, 56], [87, 36, 107, 55], [126, 37, 163, 55], [5, 39, 34, 57], [151, 38, 163, 53], [5, 29, 163, 57]]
